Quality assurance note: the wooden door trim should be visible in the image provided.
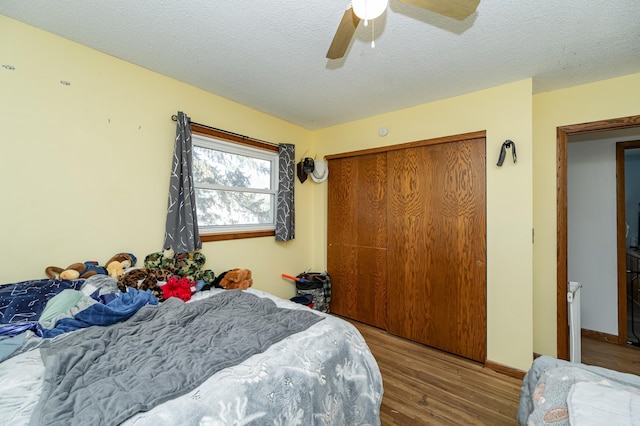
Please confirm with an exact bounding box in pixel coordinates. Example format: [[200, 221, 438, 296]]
[[556, 115, 640, 360], [325, 130, 486, 160]]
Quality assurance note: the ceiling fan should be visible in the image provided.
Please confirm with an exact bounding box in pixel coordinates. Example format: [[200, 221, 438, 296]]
[[326, 0, 480, 59]]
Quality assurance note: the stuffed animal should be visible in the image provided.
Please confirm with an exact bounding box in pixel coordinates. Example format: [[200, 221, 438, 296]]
[[219, 268, 253, 290], [144, 249, 179, 271], [117, 267, 173, 297], [45, 261, 107, 280], [144, 250, 215, 284], [163, 247, 175, 260], [105, 253, 137, 279], [160, 276, 195, 302]]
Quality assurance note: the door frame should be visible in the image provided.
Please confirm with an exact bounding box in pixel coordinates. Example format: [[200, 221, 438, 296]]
[[556, 115, 640, 360]]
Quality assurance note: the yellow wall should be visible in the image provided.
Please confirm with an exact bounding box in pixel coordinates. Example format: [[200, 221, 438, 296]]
[[313, 80, 535, 370], [532, 73, 640, 356], [0, 15, 314, 299]]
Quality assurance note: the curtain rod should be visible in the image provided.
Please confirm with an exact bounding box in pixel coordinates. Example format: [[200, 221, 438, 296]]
[[171, 114, 279, 148]]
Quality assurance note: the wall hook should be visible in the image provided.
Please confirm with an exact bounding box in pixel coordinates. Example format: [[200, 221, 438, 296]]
[[296, 157, 315, 183], [497, 140, 517, 166]]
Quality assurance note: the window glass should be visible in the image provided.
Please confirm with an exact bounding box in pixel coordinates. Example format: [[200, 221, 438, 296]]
[[193, 146, 271, 189], [192, 134, 278, 233]]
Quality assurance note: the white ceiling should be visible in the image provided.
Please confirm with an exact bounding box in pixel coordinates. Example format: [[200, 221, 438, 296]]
[[2, 0, 640, 130]]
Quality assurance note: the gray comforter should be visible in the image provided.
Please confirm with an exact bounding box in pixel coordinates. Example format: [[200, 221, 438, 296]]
[[29, 290, 324, 426]]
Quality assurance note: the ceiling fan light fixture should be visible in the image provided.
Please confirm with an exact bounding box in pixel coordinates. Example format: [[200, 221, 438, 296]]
[[352, 0, 388, 21]]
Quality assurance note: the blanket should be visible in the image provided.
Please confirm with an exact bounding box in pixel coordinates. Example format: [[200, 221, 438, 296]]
[[29, 290, 324, 426], [0, 279, 83, 324], [42, 287, 158, 337]]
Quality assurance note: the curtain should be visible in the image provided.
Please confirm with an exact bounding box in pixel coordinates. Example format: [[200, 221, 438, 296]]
[[276, 143, 295, 241], [164, 111, 202, 253]]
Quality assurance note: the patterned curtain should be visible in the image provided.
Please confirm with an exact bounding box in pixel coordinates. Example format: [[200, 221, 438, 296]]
[[164, 111, 202, 252], [276, 143, 295, 241]]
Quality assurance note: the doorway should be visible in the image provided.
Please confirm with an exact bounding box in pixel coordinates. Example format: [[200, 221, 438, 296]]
[[621, 144, 640, 346], [556, 115, 640, 361]]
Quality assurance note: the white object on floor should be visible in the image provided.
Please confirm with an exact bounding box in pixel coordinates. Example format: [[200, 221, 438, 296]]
[[568, 281, 583, 363]]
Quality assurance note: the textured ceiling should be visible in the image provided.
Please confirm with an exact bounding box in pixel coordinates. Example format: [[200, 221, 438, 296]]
[[2, 0, 640, 130]]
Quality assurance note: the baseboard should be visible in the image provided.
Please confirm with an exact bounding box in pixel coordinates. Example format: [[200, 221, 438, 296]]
[[484, 360, 526, 380], [581, 328, 618, 344]]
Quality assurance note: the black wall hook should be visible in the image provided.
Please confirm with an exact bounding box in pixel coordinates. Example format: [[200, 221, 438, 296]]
[[296, 157, 315, 183], [497, 140, 517, 167]]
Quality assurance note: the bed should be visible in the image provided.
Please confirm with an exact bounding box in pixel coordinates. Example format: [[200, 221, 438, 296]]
[[518, 355, 640, 425], [0, 276, 383, 426]]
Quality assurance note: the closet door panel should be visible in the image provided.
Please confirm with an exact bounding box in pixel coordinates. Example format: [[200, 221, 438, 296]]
[[328, 153, 387, 328], [327, 154, 387, 248], [327, 244, 388, 328], [386, 137, 486, 362]]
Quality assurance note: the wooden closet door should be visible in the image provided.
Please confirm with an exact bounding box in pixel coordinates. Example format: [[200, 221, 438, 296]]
[[387, 136, 487, 362], [327, 153, 388, 329]]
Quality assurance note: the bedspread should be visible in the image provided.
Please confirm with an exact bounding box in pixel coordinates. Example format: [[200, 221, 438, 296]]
[[0, 288, 383, 426], [30, 290, 323, 426], [125, 308, 382, 426]]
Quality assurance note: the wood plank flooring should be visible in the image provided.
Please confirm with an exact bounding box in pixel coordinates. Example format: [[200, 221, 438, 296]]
[[581, 335, 640, 376], [346, 318, 640, 425], [346, 318, 523, 425]]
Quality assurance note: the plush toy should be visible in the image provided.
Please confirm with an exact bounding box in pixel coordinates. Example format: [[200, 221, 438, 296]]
[[45, 261, 107, 280], [219, 268, 253, 290], [162, 247, 175, 260], [105, 253, 137, 279], [160, 276, 195, 302], [144, 250, 215, 284], [117, 267, 173, 297], [144, 249, 179, 271]]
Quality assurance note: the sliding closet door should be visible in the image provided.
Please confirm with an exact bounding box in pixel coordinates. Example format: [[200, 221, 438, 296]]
[[327, 153, 388, 329], [387, 136, 487, 362]]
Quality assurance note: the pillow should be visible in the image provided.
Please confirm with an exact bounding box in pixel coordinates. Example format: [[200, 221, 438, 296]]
[[567, 381, 640, 425]]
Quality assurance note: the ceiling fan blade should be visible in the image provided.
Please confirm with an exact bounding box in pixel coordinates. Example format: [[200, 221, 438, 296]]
[[399, 0, 480, 20], [326, 6, 361, 59]]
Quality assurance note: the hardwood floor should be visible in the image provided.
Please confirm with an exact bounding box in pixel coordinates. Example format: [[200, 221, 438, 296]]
[[346, 318, 523, 425], [343, 318, 640, 425], [581, 335, 640, 376], [580, 296, 640, 375]]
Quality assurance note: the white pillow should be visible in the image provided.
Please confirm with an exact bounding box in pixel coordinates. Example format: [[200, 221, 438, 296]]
[[568, 381, 640, 425]]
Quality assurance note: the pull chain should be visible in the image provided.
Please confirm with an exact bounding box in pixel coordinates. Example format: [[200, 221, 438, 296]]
[[371, 17, 376, 48]]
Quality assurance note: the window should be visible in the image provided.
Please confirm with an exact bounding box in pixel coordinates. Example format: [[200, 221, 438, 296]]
[[191, 130, 279, 239]]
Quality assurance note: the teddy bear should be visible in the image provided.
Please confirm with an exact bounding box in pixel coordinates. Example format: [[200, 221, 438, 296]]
[[104, 253, 137, 279], [45, 261, 107, 280], [219, 268, 253, 290]]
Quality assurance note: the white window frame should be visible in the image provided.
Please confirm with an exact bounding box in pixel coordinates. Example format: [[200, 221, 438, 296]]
[[192, 133, 279, 235]]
